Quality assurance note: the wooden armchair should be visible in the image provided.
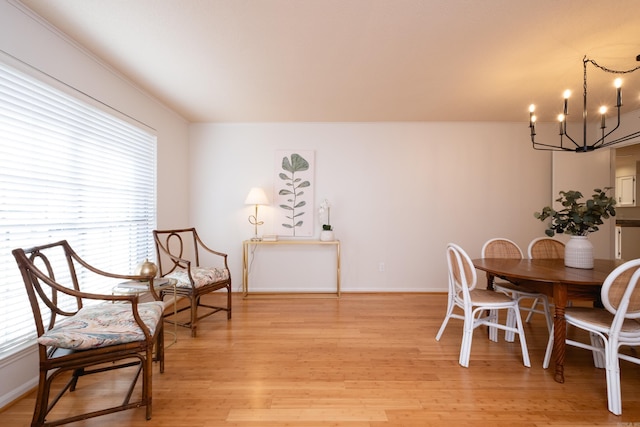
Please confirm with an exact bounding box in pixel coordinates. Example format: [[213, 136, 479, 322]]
[[12, 240, 165, 426], [153, 228, 232, 337]]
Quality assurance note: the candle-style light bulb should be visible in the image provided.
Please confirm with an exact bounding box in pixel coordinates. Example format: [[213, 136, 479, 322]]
[[614, 78, 622, 107], [599, 106, 607, 129], [557, 114, 565, 135], [530, 114, 537, 136], [529, 104, 535, 127], [563, 89, 571, 115]]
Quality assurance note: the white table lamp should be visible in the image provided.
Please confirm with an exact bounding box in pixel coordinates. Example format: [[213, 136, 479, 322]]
[[245, 187, 269, 241]]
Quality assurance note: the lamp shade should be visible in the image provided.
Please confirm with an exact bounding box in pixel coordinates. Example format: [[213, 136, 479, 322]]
[[245, 187, 269, 205]]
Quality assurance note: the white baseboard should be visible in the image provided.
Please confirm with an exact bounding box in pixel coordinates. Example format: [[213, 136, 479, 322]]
[[0, 343, 38, 411], [0, 376, 38, 410]]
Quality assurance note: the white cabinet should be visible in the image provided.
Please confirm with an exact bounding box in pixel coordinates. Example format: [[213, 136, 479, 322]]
[[615, 158, 640, 207], [616, 175, 637, 207]]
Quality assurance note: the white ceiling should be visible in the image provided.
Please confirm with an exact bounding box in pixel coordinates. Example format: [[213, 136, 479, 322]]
[[19, 0, 640, 123]]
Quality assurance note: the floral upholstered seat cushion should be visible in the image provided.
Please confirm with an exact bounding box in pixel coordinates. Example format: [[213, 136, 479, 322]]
[[166, 267, 230, 288], [37, 301, 164, 350]]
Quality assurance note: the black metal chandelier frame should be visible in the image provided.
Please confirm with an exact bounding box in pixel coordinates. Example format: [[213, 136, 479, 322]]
[[529, 55, 640, 152]]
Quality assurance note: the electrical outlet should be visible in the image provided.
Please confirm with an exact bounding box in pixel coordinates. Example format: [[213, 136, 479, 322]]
[[379, 262, 385, 272]]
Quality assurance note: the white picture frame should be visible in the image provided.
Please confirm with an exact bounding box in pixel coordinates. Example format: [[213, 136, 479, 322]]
[[274, 150, 315, 237]]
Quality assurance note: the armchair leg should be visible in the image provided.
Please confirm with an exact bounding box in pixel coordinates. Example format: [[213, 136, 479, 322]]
[[157, 322, 165, 373], [32, 371, 49, 427], [144, 349, 153, 420], [191, 297, 199, 337], [69, 368, 84, 392]]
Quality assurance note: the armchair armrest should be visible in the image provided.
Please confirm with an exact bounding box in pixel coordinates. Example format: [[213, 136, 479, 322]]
[[193, 232, 229, 269]]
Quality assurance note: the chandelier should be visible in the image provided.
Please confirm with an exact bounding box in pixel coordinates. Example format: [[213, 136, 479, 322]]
[[529, 55, 640, 152]]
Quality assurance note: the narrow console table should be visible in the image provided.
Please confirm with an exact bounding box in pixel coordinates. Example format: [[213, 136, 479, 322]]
[[242, 239, 341, 297]]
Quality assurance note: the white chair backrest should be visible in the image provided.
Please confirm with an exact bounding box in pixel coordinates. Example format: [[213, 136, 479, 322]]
[[528, 237, 565, 259], [601, 259, 640, 333], [447, 243, 478, 298], [481, 238, 523, 259], [602, 259, 640, 316]]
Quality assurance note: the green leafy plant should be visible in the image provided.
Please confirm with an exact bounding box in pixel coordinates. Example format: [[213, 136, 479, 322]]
[[278, 153, 310, 234], [534, 188, 616, 237]]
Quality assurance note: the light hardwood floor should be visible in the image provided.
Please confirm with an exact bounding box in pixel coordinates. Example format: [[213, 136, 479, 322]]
[[2, 293, 640, 426]]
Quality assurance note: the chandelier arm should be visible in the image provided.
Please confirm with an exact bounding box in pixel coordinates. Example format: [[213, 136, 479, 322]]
[[532, 136, 576, 151], [600, 131, 640, 148], [558, 129, 580, 149], [532, 132, 579, 150], [532, 145, 575, 152]]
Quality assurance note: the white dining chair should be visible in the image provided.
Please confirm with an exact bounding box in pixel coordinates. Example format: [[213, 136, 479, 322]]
[[481, 238, 553, 341], [533, 237, 608, 370], [527, 237, 565, 260], [436, 243, 530, 368], [543, 258, 640, 415]]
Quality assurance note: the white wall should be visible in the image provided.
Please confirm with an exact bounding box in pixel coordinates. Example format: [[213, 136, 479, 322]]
[[552, 148, 615, 258], [0, 0, 190, 409], [189, 121, 554, 293]]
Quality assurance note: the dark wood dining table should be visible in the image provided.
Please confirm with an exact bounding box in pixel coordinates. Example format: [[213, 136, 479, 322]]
[[471, 257, 624, 383]]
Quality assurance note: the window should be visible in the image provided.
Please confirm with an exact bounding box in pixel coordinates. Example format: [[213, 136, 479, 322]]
[[0, 60, 157, 358]]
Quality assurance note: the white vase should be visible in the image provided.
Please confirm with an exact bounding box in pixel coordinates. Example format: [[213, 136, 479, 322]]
[[564, 235, 594, 269], [320, 230, 335, 241]]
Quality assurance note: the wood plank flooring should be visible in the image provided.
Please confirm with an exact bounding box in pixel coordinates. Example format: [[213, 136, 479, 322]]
[[2, 293, 640, 426]]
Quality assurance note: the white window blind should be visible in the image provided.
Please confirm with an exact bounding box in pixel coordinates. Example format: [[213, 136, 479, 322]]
[[0, 61, 157, 358]]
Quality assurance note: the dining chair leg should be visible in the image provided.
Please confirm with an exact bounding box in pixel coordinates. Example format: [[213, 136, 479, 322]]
[[435, 296, 456, 341], [541, 296, 553, 334], [605, 345, 622, 415], [435, 319, 449, 342], [512, 306, 531, 367], [505, 309, 516, 342], [524, 298, 539, 323], [487, 309, 499, 342], [459, 316, 474, 368], [590, 332, 606, 369], [543, 327, 554, 369], [522, 295, 553, 331]]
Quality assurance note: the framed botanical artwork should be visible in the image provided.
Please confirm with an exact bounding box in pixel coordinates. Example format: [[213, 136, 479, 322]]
[[274, 150, 315, 237]]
